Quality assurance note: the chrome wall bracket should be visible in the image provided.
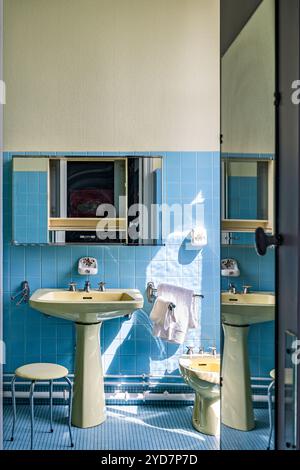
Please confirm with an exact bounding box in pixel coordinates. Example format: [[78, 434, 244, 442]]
[[11, 281, 30, 306], [146, 282, 157, 304]]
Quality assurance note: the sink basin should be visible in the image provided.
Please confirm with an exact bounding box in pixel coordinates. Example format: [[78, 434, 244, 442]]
[[30, 289, 144, 324], [30, 288, 144, 429], [179, 355, 220, 385], [221, 291, 275, 432], [221, 292, 275, 326]]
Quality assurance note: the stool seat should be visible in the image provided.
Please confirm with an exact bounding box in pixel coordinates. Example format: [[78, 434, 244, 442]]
[[11, 363, 74, 449], [15, 363, 68, 381]]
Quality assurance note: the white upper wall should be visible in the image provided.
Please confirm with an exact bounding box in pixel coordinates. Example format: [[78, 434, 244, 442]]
[[4, 0, 220, 152], [222, 0, 275, 154]]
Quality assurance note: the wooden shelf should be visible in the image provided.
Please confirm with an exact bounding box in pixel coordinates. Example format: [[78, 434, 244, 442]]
[[49, 218, 127, 232], [222, 219, 273, 233]]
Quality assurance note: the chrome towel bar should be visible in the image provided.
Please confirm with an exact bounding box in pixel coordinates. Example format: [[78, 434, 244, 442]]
[[146, 282, 204, 304]]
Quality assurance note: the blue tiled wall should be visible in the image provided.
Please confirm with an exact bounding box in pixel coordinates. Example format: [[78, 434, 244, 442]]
[[228, 177, 258, 220], [13, 171, 48, 244], [3, 151, 220, 379]]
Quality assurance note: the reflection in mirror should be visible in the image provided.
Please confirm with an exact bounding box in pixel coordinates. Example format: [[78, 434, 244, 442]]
[[221, 0, 276, 450], [49, 156, 163, 245], [223, 160, 269, 220], [13, 155, 164, 246], [49, 158, 128, 244], [221, 155, 275, 234]]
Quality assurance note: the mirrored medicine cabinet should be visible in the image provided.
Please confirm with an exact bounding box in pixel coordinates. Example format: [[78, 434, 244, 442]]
[[221, 157, 275, 235], [12, 155, 163, 246]]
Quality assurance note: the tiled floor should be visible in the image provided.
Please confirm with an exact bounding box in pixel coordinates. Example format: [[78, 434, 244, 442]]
[[221, 409, 272, 450], [3, 404, 270, 451]]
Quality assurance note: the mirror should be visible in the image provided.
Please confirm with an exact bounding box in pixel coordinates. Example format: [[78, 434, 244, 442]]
[[223, 160, 269, 220], [222, 157, 274, 233], [221, 0, 276, 450], [12, 155, 163, 246]]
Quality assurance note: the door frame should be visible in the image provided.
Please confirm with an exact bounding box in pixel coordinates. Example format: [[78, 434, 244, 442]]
[[276, 0, 300, 451]]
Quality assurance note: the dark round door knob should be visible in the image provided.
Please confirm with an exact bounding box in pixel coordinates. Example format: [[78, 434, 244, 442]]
[[255, 227, 282, 256]]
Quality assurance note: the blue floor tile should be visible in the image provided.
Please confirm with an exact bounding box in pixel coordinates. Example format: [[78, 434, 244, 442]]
[[4, 404, 217, 450], [3, 405, 270, 451], [221, 409, 272, 450]]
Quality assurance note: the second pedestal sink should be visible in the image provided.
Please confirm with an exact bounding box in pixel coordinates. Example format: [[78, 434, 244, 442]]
[[222, 292, 275, 326], [221, 292, 275, 432], [30, 288, 144, 428]]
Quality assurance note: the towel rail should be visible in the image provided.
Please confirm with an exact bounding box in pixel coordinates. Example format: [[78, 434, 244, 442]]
[[146, 282, 204, 304]]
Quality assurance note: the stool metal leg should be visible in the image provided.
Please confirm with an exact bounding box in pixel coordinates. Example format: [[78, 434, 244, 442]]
[[64, 377, 74, 447], [267, 380, 275, 450], [30, 381, 36, 451], [10, 376, 16, 441], [49, 380, 53, 433]]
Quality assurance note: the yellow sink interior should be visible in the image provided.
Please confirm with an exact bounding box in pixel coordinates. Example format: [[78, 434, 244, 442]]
[[221, 292, 275, 326], [221, 292, 275, 305], [30, 288, 144, 324], [179, 355, 221, 386], [188, 358, 220, 373], [38, 291, 135, 303]]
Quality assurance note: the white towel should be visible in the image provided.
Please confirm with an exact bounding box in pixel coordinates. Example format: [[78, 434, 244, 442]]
[[158, 283, 198, 329], [150, 297, 171, 325], [150, 283, 198, 345], [150, 297, 187, 344]]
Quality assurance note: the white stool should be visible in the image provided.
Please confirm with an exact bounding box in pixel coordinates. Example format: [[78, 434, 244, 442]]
[[10, 363, 74, 450]]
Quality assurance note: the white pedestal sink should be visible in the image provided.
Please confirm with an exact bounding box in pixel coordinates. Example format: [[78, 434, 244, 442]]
[[30, 288, 144, 428], [221, 292, 275, 431]]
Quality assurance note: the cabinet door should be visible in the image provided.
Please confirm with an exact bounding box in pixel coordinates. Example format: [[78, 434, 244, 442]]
[[12, 157, 49, 244], [222, 158, 274, 233]]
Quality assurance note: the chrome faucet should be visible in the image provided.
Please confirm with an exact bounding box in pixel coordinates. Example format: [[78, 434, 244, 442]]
[[243, 285, 252, 294], [209, 346, 217, 357], [98, 282, 106, 292], [68, 282, 77, 292], [83, 280, 91, 293], [228, 283, 237, 294]]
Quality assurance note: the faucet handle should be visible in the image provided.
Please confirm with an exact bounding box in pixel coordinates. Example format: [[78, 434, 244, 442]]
[[186, 346, 194, 356], [208, 346, 217, 357], [243, 285, 252, 294], [229, 283, 237, 294], [198, 346, 205, 355], [98, 282, 106, 291], [68, 282, 77, 292], [83, 280, 91, 293]]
